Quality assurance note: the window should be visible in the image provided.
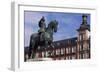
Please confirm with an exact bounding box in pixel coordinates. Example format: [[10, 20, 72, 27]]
[[72, 55, 76, 59], [83, 33, 85, 40], [79, 43, 83, 51], [56, 49, 60, 55], [72, 47, 75, 53], [77, 45, 80, 51], [61, 48, 64, 54], [79, 45, 81, 51], [79, 54, 83, 59], [86, 53, 89, 58], [45, 51, 48, 57], [36, 53, 39, 58], [58, 49, 60, 55], [63, 48, 65, 54], [68, 48, 70, 53], [66, 48, 68, 54], [68, 56, 70, 59], [83, 53, 85, 59], [52, 50, 55, 56], [66, 56, 68, 59], [61, 57, 64, 60], [77, 53, 80, 59], [87, 42, 90, 50], [79, 35, 82, 41], [42, 52, 44, 57]]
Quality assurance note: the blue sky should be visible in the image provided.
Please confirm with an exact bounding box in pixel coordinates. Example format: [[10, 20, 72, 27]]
[[24, 11, 90, 47]]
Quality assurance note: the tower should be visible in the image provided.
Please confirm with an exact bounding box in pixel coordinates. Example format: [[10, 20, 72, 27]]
[[77, 14, 90, 59]]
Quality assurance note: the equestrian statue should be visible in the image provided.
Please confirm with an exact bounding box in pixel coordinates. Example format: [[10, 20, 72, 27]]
[[28, 16, 58, 59]]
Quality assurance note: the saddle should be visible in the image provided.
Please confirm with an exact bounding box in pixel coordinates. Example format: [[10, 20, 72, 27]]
[[39, 32, 50, 42]]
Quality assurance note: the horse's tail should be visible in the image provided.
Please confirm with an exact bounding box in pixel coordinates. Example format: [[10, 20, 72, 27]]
[[28, 34, 34, 59], [28, 33, 38, 59]]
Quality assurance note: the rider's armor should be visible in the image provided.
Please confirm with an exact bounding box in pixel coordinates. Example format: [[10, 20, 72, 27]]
[[38, 16, 46, 41]]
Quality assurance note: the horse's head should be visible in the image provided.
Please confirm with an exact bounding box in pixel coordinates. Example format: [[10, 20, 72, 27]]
[[49, 20, 58, 33]]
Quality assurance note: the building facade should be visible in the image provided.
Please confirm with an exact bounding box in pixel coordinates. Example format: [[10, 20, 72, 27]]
[[25, 14, 90, 60]]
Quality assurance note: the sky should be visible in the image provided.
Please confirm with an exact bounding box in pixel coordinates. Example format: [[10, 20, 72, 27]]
[[24, 11, 90, 47]]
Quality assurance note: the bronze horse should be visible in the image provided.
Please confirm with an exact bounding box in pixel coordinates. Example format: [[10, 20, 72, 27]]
[[28, 20, 58, 59]]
